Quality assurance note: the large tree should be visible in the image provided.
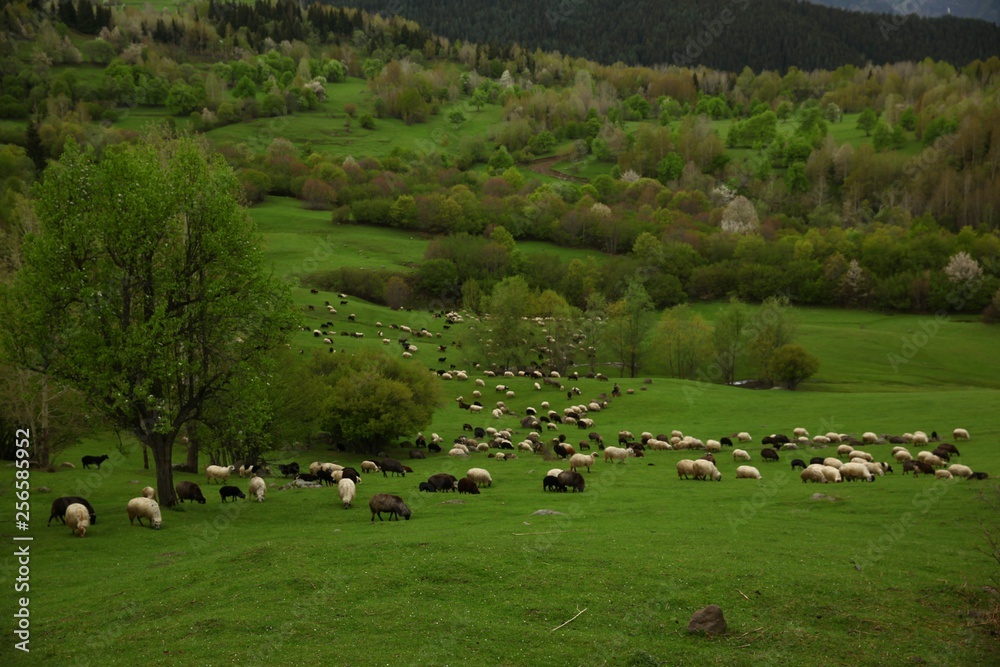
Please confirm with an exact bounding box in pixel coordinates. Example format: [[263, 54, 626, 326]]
[[1, 136, 295, 506], [606, 279, 653, 378]]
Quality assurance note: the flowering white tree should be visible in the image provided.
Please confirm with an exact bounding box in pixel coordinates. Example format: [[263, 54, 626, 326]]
[[619, 169, 641, 183], [943, 251, 983, 284], [499, 69, 514, 88], [720, 196, 759, 234], [591, 202, 612, 218]]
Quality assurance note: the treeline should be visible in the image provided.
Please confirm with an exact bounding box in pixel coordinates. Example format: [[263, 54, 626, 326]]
[[339, 0, 1000, 71]]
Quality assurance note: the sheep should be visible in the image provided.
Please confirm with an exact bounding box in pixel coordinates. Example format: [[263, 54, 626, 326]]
[[543, 475, 566, 492], [760, 448, 780, 462], [64, 503, 91, 537], [381, 458, 407, 476], [912, 432, 929, 445], [850, 450, 873, 462], [936, 443, 960, 457], [825, 432, 843, 443], [49, 497, 97, 526], [127, 497, 162, 529], [569, 452, 599, 473], [952, 428, 970, 441], [361, 460, 380, 473], [206, 464, 235, 484], [220, 486, 245, 502], [800, 464, 827, 483], [427, 473, 458, 492], [81, 454, 110, 469], [821, 466, 842, 483], [840, 462, 875, 482], [893, 449, 913, 463], [736, 432, 752, 442], [935, 470, 954, 480], [603, 446, 631, 463], [705, 439, 722, 452], [692, 459, 722, 481], [862, 432, 878, 444], [793, 427, 809, 438], [837, 444, 855, 458], [141, 486, 156, 500], [736, 465, 762, 480], [862, 461, 885, 477], [676, 459, 697, 479], [278, 462, 300, 477], [248, 475, 266, 502], [466, 468, 493, 487], [175, 481, 207, 504], [338, 478, 356, 509], [790, 459, 807, 470], [732, 449, 751, 462], [457, 477, 481, 494], [823, 457, 843, 469], [947, 464, 973, 478], [448, 447, 469, 457], [369, 494, 411, 522], [557, 470, 586, 492], [475, 378, 486, 387]]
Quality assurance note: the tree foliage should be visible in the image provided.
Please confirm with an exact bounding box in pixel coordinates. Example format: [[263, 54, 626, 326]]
[[768, 343, 820, 390]]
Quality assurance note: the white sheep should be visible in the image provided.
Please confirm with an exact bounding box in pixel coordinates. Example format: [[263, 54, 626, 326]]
[[441, 372, 453, 380], [821, 466, 842, 483], [736, 465, 761, 480], [935, 469, 954, 480], [569, 452, 599, 473], [947, 464, 973, 478], [506, 390, 516, 398], [736, 431, 752, 442], [361, 460, 380, 473], [953, 428, 970, 441], [812, 435, 830, 445], [455, 371, 468, 381], [912, 431, 928, 445], [141, 486, 156, 500], [692, 459, 722, 481], [862, 432, 878, 444], [800, 464, 827, 483], [338, 478, 356, 509], [676, 459, 697, 480], [825, 432, 842, 443], [476, 443, 490, 452], [472, 390, 482, 398], [893, 449, 913, 463], [309, 461, 323, 475], [469, 405, 483, 413], [671, 429, 684, 439], [793, 427, 809, 438], [837, 444, 855, 458], [518, 441, 534, 452], [705, 439, 722, 452], [206, 464, 235, 484], [475, 378, 486, 387], [448, 447, 469, 457], [65, 503, 91, 537], [546, 468, 564, 478], [127, 497, 162, 529], [467, 468, 493, 487], [402, 351, 412, 358], [603, 446, 631, 463], [862, 461, 885, 477], [732, 448, 751, 461], [850, 450, 873, 462], [321, 463, 343, 473], [248, 475, 266, 502], [494, 452, 506, 461], [823, 457, 842, 469], [840, 462, 874, 482]]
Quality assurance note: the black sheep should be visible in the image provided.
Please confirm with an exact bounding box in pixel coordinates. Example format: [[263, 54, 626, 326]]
[[720, 437, 734, 447], [809, 457, 825, 465], [427, 473, 458, 492], [48, 496, 97, 526], [761, 448, 780, 462], [278, 462, 300, 477], [418, 482, 437, 492], [176, 480, 207, 504], [380, 458, 406, 477], [341, 467, 361, 484], [457, 478, 481, 494], [557, 470, 586, 493], [316, 469, 336, 486], [428, 442, 442, 453], [790, 459, 807, 470], [220, 486, 246, 502], [543, 475, 566, 492], [369, 494, 411, 522], [81, 454, 109, 469], [409, 449, 426, 459]]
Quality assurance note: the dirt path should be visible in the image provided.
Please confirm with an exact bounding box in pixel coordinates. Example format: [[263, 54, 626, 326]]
[[527, 156, 589, 183]]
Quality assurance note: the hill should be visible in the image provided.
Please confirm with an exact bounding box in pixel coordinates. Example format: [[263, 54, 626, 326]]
[[341, 0, 1000, 70], [807, 0, 1000, 25]]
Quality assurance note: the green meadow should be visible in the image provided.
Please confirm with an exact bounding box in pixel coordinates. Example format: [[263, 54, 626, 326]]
[[5, 193, 999, 665]]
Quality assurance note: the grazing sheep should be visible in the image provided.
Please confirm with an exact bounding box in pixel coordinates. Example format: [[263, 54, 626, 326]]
[[837, 444, 855, 458], [821, 466, 842, 483], [278, 462, 300, 477], [912, 431, 929, 445], [457, 478, 481, 494], [947, 464, 973, 478], [736, 465, 762, 480], [141, 486, 156, 500], [790, 459, 807, 470], [793, 427, 809, 438], [893, 449, 913, 463], [603, 446, 631, 463], [219, 486, 245, 502], [338, 478, 356, 509], [676, 459, 697, 479], [361, 460, 380, 473], [935, 470, 954, 480], [466, 468, 493, 487], [862, 432, 878, 444], [369, 494, 411, 522], [936, 443, 960, 457], [427, 473, 458, 492], [248, 475, 266, 502], [557, 470, 586, 492], [570, 452, 599, 473], [705, 439, 722, 452], [381, 458, 407, 476], [543, 475, 567, 492], [448, 447, 469, 458], [49, 497, 97, 527], [127, 497, 163, 529], [206, 464, 235, 484], [64, 503, 91, 537], [692, 459, 722, 481], [760, 448, 780, 462], [952, 428, 970, 441], [175, 481, 207, 504], [736, 432, 752, 442], [418, 482, 437, 492], [81, 454, 110, 469], [840, 462, 875, 482], [800, 464, 827, 483], [733, 449, 751, 462]]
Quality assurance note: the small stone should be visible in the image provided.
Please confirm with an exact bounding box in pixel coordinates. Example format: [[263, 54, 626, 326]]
[[810, 493, 840, 502], [35, 486, 51, 493], [60, 462, 75, 469], [439, 499, 465, 505], [687, 604, 727, 635], [531, 509, 565, 516]]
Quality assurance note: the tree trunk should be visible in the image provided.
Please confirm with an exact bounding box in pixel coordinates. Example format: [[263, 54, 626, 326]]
[[185, 436, 199, 473], [142, 444, 149, 469], [150, 433, 178, 507]]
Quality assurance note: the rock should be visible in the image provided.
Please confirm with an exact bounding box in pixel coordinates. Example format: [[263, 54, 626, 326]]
[[439, 499, 465, 505], [687, 605, 727, 635], [532, 509, 565, 516], [810, 493, 840, 502], [60, 462, 75, 469], [35, 486, 51, 493]]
